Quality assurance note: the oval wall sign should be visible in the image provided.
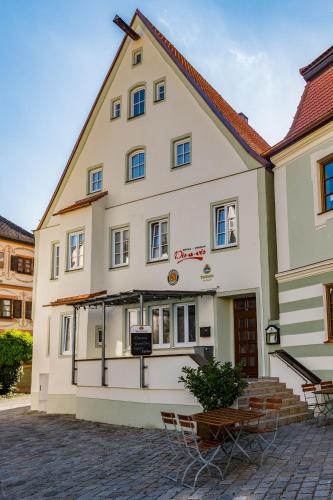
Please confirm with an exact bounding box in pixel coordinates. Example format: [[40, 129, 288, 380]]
[[167, 269, 179, 286]]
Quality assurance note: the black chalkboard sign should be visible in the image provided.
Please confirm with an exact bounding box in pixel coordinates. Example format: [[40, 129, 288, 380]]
[[130, 326, 152, 356]]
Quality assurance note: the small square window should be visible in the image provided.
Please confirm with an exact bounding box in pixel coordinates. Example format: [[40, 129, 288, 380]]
[[133, 49, 142, 66], [88, 167, 102, 194], [111, 99, 121, 119], [173, 137, 191, 168], [154, 80, 165, 102]]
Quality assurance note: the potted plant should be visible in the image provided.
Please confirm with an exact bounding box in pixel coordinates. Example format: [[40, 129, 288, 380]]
[[179, 357, 247, 438]]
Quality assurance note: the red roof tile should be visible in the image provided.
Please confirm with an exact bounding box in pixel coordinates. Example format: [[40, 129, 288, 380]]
[[136, 10, 269, 157], [266, 46, 333, 157], [53, 191, 108, 216]]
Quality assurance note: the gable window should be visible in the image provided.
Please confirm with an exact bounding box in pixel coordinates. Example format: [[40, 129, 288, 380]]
[[130, 87, 145, 117], [0, 252, 4, 269], [148, 218, 168, 262], [61, 314, 72, 355], [327, 285, 333, 340], [0, 299, 11, 318], [67, 230, 84, 271], [154, 80, 165, 102], [25, 301, 32, 320], [213, 202, 238, 249], [151, 306, 170, 347], [51, 242, 60, 279], [111, 227, 129, 268], [11, 256, 34, 275], [132, 48, 142, 66], [128, 150, 145, 181], [173, 137, 191, 168], [111, 98, 121, 119], [126, 308, 146, 347], [174, 303, 196, 346], [88, 167, 102, 194], [322, 160, 333, 212]]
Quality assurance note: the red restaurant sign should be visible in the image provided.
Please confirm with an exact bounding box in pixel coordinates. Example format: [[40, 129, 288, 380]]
[[174, 245, 207, 264]]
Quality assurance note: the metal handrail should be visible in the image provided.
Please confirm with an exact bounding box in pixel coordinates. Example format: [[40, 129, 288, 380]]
[[269, 349, 321, 384]]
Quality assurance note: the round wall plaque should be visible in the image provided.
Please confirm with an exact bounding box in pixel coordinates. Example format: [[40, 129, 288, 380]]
[[167, 269, 179, 286]]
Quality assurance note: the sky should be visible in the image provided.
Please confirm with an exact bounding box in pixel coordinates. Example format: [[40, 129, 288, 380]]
[[0, 0, 333, 232]]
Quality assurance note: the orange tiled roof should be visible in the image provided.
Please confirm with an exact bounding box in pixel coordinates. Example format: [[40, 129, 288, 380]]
[[53, 191, 108, 216], [136, 10, 269, 158], [265, 45, 333, 157]]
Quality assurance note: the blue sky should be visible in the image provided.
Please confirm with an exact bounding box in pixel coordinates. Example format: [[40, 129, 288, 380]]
[[1, 0, 333, 231]]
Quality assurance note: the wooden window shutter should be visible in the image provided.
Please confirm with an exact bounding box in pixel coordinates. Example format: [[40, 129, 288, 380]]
[[11, 255, 18, 271], [13, 300, 22, 319], [25, 301, 32, 320]]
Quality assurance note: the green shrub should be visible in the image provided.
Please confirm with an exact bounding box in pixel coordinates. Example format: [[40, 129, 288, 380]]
[[0, 330, 32, 395], [179, 357, 247, 412]]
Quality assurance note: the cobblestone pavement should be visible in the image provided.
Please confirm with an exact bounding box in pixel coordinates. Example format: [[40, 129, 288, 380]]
[[1, 408, 333, 499]]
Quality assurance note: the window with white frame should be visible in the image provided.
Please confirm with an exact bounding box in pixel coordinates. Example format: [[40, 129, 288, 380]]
[[213, 202, 237, 249], [88, 167, 102, 193], [126, 308, 146, 347], [173, 137, 191, 167], [111, 227, 129, 267], [154, 80, 165, 102], [151, 306, 170, 347], [174, 303, 196, 345], [128, 150, 145, 181], [130, 87, 145, 117], [132, 48, 142, 66], [51, 242, 60, 279], [61, 314, 72, 355], [148, 219, 168, 262], [111, 99, 121, 119], [67, 230, 84, 270]]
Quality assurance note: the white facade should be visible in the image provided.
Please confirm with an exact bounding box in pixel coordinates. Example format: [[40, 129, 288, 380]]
[[31, 11, 277, 427]]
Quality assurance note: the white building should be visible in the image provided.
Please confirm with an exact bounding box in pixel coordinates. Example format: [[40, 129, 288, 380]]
[[31, 10, 278, 426]]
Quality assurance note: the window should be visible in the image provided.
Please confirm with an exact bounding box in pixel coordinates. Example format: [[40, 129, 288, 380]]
[[327, 285, 333, 339], [128, 150, 145, 181], [111, 227, 129, 268], [0, 299, 11, 318], [25, 301, 32, 320], [88, 167, 102, 194], [148, 219, 168, 262], [151, 306, 170, 347], [130, 87, 145, 117], [61, 315, 72, 355], [174, 303, 196, 345], [111, 98, 121, 119], [154, 80, 165, 102], [67, 230, 84, 270], [95, 326, 103, 347], [11, 256, 34, 275], [213, 202, 238, 249], [133, 48, 142, 66], [13, 300, 22, 319], [173, 137, 191, 167], [322, 160, 333, 212], [0, 252, 4, 269], [51, 242, 60, 279], [126, 308, 146, 347]]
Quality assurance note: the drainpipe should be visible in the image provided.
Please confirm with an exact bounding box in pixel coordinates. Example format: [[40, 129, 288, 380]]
[[101, 302, 107, 386], [139, 294, 146, 388], [71, 306, 77, 385]]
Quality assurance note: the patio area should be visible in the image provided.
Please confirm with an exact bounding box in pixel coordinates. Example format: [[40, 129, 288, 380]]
[[1, 408, 333, 499]]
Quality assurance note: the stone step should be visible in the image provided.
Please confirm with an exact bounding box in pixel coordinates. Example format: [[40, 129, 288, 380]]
[[238, 391, 300, 406], [243, 384, 289, 396]]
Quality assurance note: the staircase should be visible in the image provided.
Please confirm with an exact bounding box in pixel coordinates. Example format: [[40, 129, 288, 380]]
[[237, 377, 312, 426]]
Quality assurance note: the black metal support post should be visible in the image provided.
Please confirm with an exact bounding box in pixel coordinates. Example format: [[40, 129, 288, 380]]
[[71, 306, 77, 385], [101, 302, 107, 386], [139, 294, 147, 389]]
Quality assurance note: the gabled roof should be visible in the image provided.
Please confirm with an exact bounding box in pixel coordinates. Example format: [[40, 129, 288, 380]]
[[0, 215, 34, 246], [37, 9, 269, 230], [266, 45, 333, 157]]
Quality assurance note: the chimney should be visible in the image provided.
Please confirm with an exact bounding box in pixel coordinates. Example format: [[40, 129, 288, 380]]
[[238, 112, 248, 123]]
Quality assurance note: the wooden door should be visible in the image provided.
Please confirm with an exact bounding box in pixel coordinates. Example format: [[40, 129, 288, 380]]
[[234, 298, 258, 378]]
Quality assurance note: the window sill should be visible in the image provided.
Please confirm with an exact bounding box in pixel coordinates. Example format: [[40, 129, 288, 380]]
[[146, 258, 169, 265], [125, 176, 145, 184], [110, 115, 121, 121], [109, 264, 129, 271], [65, 267, 84, 273], [153, 98, 165, 104], [172, 162, 191, 170], [127, 113, 145, 122], [317, 208, 333, 216], [88, 189, 102, 196], [211, 244, 238, 253]]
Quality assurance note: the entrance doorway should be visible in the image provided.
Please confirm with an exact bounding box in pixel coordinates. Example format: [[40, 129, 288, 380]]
[[234, 298, 258, 378]]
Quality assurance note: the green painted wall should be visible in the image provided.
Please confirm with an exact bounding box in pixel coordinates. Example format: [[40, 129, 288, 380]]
[[285, 138, 333, 269]]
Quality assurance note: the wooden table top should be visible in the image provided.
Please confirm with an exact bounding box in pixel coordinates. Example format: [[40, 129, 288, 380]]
[[315, 388, 333, 395], [192, 407, 265, 427]]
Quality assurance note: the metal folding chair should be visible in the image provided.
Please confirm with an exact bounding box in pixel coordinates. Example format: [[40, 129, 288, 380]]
[[160, 411, 188, 482], [177, 414, 223, 490], [302, 383, 328, 423]]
